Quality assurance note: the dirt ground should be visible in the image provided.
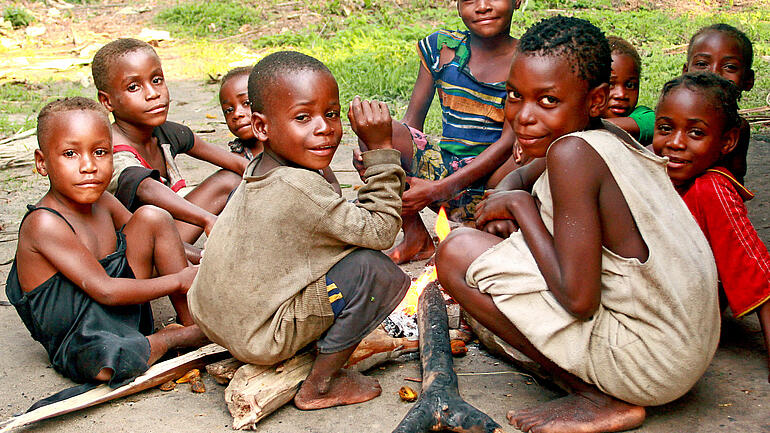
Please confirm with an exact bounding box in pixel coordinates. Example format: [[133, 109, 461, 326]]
[[0, 79, 769, 432]]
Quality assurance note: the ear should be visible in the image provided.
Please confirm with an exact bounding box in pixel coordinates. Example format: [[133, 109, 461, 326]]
[[98, 90, 114, 112], [34, 149, 48, 177], [682, 62, 689, 74], [514, 0, 523, 9], [742, 68, 755, 92], [251, 111, 269, 143], [587, 83, 609, 118], [720, 126, 740, 156]]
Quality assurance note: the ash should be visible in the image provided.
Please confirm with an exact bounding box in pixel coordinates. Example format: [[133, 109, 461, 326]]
[[384, 310, 419, 339]]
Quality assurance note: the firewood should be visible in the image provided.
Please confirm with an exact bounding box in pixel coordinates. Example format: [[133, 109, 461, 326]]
[[0, 344, 229, 432], [206, 357, 246, 385], [392, 282, 504, 433], [224, 325, 420, 430]]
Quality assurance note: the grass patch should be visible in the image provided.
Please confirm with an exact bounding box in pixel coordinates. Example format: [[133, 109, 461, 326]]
[[3, 5, 35, 28], [0, 81, 90, 138], [155, 1, 262, 38]]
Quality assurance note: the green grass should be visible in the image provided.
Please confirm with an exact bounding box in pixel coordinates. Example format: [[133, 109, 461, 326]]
[[3, 5, 35, 28], [0, 81, 90, 138], [155, 1, 262, 38]]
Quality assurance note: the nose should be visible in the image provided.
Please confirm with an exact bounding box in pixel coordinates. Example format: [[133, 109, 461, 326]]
[[609, 84, 628, 101], [146, 82, 160, 100], [314, 115, 333, 135], [515, 102, 537, 126], [475, 0, 492, 12], [80, 154, 97, 173], [234, 105, 249, 120], [666, 130, 687, 150]]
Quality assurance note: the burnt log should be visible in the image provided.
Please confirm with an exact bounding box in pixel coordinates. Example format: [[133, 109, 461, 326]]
[[393, 282, 503, 433]]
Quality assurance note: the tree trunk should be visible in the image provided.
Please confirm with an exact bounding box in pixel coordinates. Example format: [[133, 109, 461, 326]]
[[392, 282, 503, 433]]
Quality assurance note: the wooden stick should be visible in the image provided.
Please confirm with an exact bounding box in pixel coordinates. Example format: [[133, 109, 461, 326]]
[[392, 282, 503, 433], [0, 344, 229, 432]]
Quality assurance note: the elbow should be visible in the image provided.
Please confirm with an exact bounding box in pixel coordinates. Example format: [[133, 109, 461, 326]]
[[563, 299, 599, 321], [85, 283, 121, 306]]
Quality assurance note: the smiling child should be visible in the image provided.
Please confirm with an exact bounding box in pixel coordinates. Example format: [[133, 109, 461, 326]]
[[6, 97, 205, 392], [436, 17, 719, 432], [188, 52, 409, 411], [92, 39, 248, 262], [601, 36, 655, 145], [653, 72, 770, 382]]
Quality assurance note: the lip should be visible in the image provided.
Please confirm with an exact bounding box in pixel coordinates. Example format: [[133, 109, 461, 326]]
[[146, 104, 168, 114], [664, 155, 690, 168], [76, 180, 103, 187], [607, 106, 629, 115], [235, 124, 252, 133], [516, 133, 546, 147], [474, 16, 500, 25], [307, 144, 337, 157]]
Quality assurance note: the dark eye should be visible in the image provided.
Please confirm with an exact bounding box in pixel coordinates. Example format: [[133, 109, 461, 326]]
[[539, 95, 558, 106], [94, 148, 109, 157], [507, 90, 521, 100], [326, 110, 340, 119], [295, 114, 309, 121], [688, 128, 705, 138], [152, 76, 164, 85], [625, 81, 639, 90], [223, 107, 234, 115], [127, 83, 139, 92], [655, 123, 672, 134], [244, 100, 251, 107], [63, 150, 76, 157], [723, 64, 739, 72], [693, 61, 709, 69]]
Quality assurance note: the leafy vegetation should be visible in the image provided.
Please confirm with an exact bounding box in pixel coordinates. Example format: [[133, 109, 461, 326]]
[[3, 5, 35, 28], [155, 1, 262, 38], [0, 81, 89, 137]]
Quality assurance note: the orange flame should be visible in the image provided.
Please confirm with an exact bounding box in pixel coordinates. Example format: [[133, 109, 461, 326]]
[[397, 207, 450, 315]]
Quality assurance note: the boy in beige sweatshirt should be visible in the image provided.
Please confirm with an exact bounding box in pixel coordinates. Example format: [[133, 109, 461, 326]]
[[188, 51, 409, 410]]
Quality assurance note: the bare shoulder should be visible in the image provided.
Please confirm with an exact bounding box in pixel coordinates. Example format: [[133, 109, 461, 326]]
[[17, 206, 77, 257], [547, 136, 606, 172]]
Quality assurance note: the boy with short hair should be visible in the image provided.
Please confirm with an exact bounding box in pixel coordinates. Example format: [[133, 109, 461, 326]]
[[92, 39, 248, 259], [188, 51, 410, 410], [602, 36, 655, 145], [684, 23, 755, 183], [437, 17, 719, 432], [5, 97, 205, 388]]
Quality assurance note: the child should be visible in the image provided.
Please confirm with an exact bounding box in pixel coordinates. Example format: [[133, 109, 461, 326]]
[[601, 36, 655, 145], [219, 65, 342, 194], [188, 52, 410, 410], [357, 0, 523, 264], [653, 72, 770, 382], [436, 17, 719, 432], [684, 23, 755, 183], [5, 97, 205, 389], [92, 39, 248, 257]]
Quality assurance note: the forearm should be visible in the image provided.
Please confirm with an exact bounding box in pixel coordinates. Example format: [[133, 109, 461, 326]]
[[605, 117, 641, 140], [188, 138, 248, 175], [136, 178, 215, 228], [439, 138, 512, 197], [89, 274, 183, 306], [495, 158, 546, 192]]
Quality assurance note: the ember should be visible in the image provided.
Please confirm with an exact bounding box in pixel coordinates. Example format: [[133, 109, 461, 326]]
[[384, 207, 451, 339]]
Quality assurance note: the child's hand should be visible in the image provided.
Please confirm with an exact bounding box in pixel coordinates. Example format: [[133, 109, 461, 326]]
[[352, 148, 367, 180], [481, 220, 518, 238], [177, 265, 199, 293], [402, 177, 446, 215], [348, 97, 392, 150], [475, 190, 532, 231], [513, 139, 534, 165]]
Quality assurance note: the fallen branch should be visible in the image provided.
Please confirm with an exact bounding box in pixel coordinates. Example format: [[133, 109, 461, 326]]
[[392, 282, 503, 433], [0, 344, 229, 432]]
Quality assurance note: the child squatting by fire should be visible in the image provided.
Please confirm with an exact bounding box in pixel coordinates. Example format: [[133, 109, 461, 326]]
[[187, 51, 411, 410]]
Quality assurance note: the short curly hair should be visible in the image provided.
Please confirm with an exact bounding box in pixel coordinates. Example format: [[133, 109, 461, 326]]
[[688, 24, 753, 69], [608, 36, 642, 75], [92, 38, 159, 92], [517, 16, 611, 89], [37, 97, 110, 150], [658, 72, 741, 131], [248, 51, 332, 113], [220, 66, 253, 92]]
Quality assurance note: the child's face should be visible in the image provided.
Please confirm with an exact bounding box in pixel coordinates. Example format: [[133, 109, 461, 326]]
[[685, 31, 754, 91], [220, 74, 254, 141], [602, 53, 639, 118], [458, 0, 516, 39], [652, 87, 736, 186], [505, 53, 607, 158], [253, 69, 343, 170], [35, 111, 113, 205], [99, 49, 170, 128]]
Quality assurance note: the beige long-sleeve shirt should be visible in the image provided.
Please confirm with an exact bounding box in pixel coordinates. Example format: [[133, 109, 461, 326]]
[[188, 149, 405, 364]]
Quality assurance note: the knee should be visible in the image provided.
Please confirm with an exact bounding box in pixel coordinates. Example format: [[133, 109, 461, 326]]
[[436, 228, 477, 286], [132, 205, 174, 228], [94, 367, 113, 382]]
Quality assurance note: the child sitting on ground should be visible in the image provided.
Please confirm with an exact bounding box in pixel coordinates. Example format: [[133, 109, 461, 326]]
[[92, 39, 248, 261], [653, 72, 770, 382], [684, 23, 755, 183], [188, 52, 410, 410], [5, 97, 205, 390], [219, 66, 341, 194], [356, 0, 524, 264], [436, 17, 719, 433], [601, 36, 655, 146]]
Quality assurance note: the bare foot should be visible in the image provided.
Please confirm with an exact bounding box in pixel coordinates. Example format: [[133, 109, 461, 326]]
[[147, 324, 209, 365], [294, 369, 382, 410], [507, 391, 645, 433], [387, 215, 435, 264]]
